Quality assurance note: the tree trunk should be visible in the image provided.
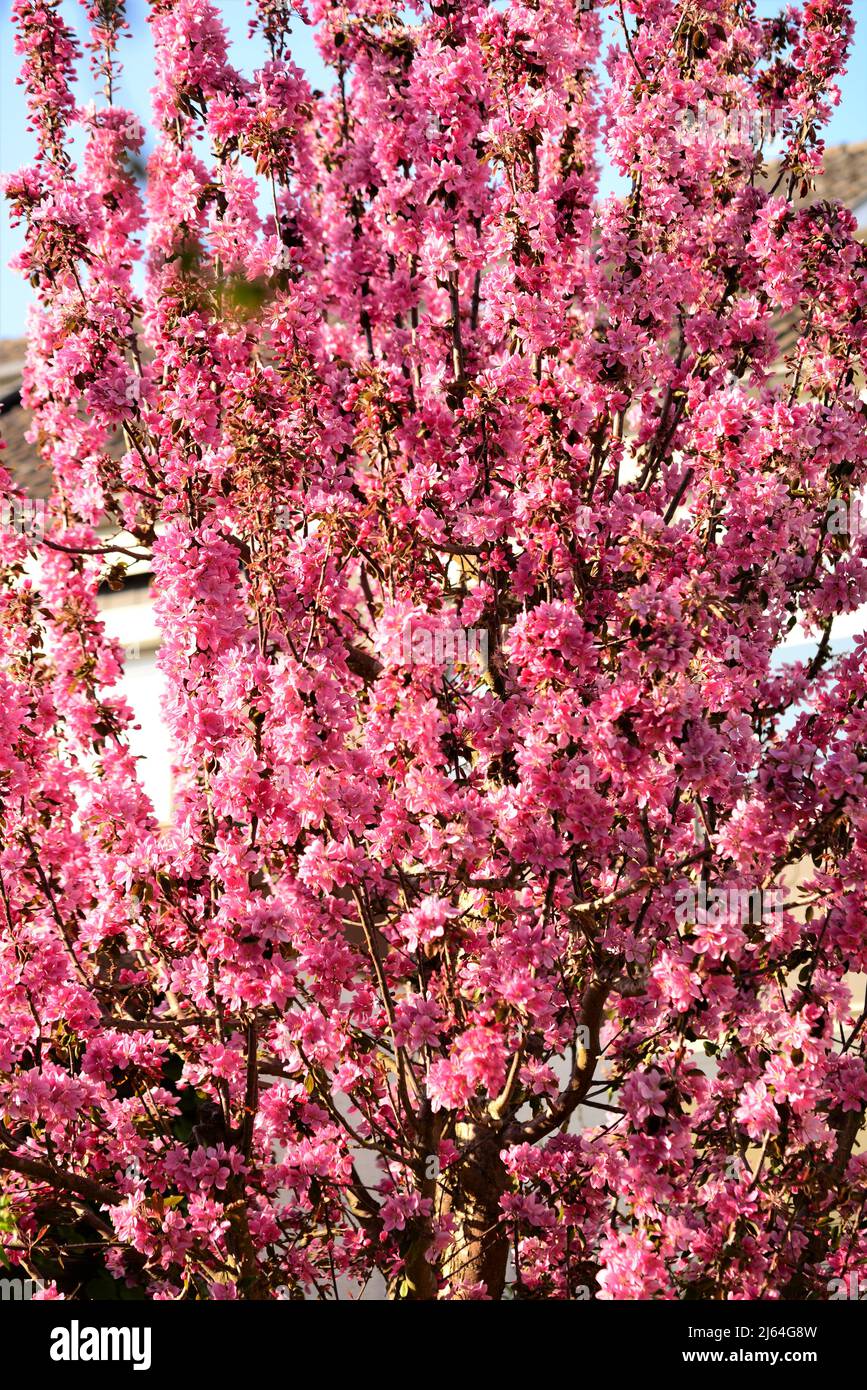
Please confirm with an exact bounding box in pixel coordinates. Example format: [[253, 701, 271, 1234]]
[[437, 1121, 509, 1299]]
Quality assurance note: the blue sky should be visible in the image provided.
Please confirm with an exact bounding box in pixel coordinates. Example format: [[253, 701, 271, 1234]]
[[1, 0, 865, 338]]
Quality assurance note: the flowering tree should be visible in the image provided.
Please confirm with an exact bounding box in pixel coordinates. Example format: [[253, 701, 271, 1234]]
[[1, 0, 866, 1301]]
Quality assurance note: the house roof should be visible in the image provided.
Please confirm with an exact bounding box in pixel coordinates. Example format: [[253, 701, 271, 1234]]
[[0, 364, 50, 500], [0, 348, 127, 502], [764, 141, 867, 362], [793, 139, 867, 213]]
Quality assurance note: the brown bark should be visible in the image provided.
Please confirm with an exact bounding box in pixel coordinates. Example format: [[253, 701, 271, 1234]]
[[437, 1121, 510, 1299]]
